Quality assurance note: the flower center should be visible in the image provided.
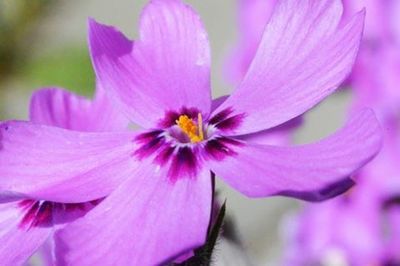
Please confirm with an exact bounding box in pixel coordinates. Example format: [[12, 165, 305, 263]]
[[176, 113, 204, 143]]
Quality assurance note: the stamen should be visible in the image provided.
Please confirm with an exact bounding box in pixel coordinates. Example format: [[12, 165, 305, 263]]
[[176, 113, 204, 143], [198, 113, 204, 140]]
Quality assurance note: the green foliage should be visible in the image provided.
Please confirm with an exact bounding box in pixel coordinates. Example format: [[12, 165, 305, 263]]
[[0, 0, 55, 79], [22, 46, 95, 96]]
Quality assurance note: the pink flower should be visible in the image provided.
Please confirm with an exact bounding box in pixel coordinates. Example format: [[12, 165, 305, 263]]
[[0, 0, 381, 264], [0, 86, 128, 265]]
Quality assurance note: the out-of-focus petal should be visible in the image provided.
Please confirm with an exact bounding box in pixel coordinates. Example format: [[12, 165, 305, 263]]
[[207, 109, 381, 201], [0, 121, 137, 203], [225, 0, 277, 84], [215, 0, 364, 135], [0, 202, 52, 266], [351, 45, 400, 120], [89, 0, 211, 129], [282, 197, 383, 266], [342, 0, 390, 42], [392, 0, 400, 43], [29, 86, 128, 132], [54, 165, 212, 265]]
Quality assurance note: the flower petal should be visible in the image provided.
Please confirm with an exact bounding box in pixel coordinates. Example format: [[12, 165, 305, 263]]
[[342, 0, 390, 41], [29, 86, 128, 132], [351, 45, 400, 121], [0, 202, 52, 265], [211, 96, 229, 112], [224, 0, 277, 84], [53, 165, 212, 265], [237, 117, 302, 146], [0, 121, 137, 203], [283, 197, 383, 265], [207, 109, 382, 201], [215, 0, 365, 135], [89, 0, 211, 128]]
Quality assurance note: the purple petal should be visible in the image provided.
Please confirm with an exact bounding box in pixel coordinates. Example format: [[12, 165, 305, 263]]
[[0, 121, 137, 203], [215, 0, 365, 135], [89, 0, 211, 129], [342, 0, 391, 41], [207, 109, 382, 201], [393, 1, 400, 43], [350, 44, 400, 121], [224, 0, 277, 84], [283, 197, 383, 265], [30, 86, 128, 132], [0, 202, 52, 265], [237, 116, 302, 146], [54, 165, 212, 265], [134, 130, 203, 180], [211, 95, 229, 112]]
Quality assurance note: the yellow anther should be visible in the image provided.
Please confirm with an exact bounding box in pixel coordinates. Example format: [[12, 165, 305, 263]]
[[176, 113, 204, 143]]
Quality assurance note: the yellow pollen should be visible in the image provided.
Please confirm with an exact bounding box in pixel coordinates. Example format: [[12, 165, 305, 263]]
[[176, 113, 204, 143]]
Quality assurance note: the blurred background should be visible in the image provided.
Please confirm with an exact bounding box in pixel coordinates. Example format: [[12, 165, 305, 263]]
[[0, 1, 353, 265]]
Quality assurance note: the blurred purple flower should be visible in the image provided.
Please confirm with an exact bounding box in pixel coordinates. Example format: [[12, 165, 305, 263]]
[[345, 0, 400, 200], [283, 180, 382, 265], [350, 44, 400, 120], [342, 0, 400, 43], [343, 1, 400, 117], [283, 175, 400, 265], [0, 0, 382, 264], [0, 86, 128, 265]]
